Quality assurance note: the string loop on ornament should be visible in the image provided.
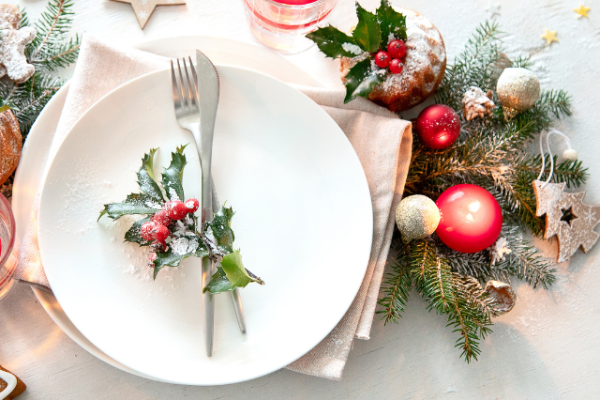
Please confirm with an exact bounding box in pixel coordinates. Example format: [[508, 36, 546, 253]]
[[537, 128, 573, 187]]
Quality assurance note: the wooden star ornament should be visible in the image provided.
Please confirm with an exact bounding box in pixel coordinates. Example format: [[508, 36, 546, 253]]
[[533, 180, 600, 262], [111, 0, 186, 29], [574, 4, 591, 18]]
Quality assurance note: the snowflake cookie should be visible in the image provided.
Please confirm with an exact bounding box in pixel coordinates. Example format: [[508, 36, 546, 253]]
[[0, 4, 36, 83]]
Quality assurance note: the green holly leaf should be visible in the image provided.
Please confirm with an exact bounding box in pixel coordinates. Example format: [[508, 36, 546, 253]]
[[352, 3, 382, 53], [206, 205, 235, 254], [204, 267, 234, 294], [204, 250, 264, 294], [125, 215, 152, 246], [137, 148, 165, 203], [152, 236, 209, 279], [161, 145, 187, 201], [344, 58, 385, 103], [98, 193, 162, 220], [306, 26, 360, 58], [376, 0, 407, 43]]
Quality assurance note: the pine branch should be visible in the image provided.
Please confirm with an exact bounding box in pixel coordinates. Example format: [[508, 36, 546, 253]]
[[377, 258, 412, 324], [30, 0, 76, 57]]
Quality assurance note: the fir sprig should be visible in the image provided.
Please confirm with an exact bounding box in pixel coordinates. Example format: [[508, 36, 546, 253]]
[[1, 0, 80, 138], [379, 21, 581, 362]]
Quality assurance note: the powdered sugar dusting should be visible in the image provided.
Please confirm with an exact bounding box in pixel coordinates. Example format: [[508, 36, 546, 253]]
[[342, 42, 364, 56]]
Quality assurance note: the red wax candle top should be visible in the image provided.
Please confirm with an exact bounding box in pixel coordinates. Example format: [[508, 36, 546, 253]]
[[435, 184, 503, 253], [270, 0, 320, 4]]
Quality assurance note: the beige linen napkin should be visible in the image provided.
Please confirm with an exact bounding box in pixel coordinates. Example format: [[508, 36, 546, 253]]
[[15, 35, 412, 381]]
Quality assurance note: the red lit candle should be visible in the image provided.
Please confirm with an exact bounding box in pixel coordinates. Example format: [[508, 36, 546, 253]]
[[436, 184, 503, 253]]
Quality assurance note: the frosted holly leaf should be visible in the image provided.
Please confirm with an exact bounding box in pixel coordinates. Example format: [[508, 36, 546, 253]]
[[161, 145, 187, 201], [98, 193, 162, 220], [306, 26, 358, 58], [352, 3, 382, 53], [344, 58, 385, 103], [206, 205, 236, 255], [152, 240, 210, 279], [137, 148, 165, 202], [125, 216, 153, 246], [376, 0, 407, 43]]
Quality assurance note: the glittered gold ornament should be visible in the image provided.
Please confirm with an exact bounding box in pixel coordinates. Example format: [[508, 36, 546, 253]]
[[395, 195, 440, 243], [484, 280, 516, 314], [496, 68, 540, 119]]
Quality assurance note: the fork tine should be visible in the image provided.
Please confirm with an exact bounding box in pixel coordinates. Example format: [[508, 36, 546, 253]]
[[176, 58, 189, 110], [188, 56, 199, 103], [182, 58, 198, 109], [170, 60, 183, 113]]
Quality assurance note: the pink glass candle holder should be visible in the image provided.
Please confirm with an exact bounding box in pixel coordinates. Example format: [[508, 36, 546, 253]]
[[0, 193, 19, 300], [243, 0, 339, 54]]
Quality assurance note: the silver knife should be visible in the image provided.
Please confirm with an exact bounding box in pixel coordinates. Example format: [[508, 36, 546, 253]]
[[196, 50, 219, 357]]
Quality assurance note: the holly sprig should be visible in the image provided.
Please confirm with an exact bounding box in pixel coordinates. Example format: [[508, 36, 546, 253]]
[[306, 0, 406, 103], [98, 146, 264, 293]]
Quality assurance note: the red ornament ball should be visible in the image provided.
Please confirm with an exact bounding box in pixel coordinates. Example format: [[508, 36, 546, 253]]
[[374, 51, 390, 68], [416, 104, 461, 150], [387, 39, 406, 59], [436, 184, 503, 253], [389, 59, 403, 74]]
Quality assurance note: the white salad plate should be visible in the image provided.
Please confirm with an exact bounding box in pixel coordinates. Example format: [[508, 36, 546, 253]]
[[36, 65, 373, 385], [12, 37, 330, 381]]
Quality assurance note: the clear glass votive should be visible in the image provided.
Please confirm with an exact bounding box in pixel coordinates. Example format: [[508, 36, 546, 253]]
[[242, 0, 339, 54], [0, 193, 19, 300]]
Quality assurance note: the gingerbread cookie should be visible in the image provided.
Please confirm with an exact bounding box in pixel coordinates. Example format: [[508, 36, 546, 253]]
[[0, 109, 22, 185], [0, 366, 26, 399], [0, 4, 36, 83]]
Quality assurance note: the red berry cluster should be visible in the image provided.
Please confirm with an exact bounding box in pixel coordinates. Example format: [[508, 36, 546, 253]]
[[373, 39, 406, 74], [142, 198, 200, 265]]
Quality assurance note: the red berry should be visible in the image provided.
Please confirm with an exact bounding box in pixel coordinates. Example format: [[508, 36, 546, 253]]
[[387, 39, 407, 59], [185, 198, 200, 213], [165, 200, 187, 220], [389, 59, 404, 74], [153, 209, 171, 227], [374, 51, 390, 68], [152, 224, 170, 241], [149, 252, 157, 262], [140, 221, 156, 241]]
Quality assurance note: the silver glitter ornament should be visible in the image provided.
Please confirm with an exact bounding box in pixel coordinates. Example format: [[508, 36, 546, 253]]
[[496, 68, 540, 119], [395, 195, 441, 243], [484, 280, 517, 315]]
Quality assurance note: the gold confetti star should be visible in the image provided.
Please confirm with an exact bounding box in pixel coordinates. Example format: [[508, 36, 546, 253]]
[[110, 0, 186, 29], [574, 4, 591, 18], [542, 29, 558, 45]]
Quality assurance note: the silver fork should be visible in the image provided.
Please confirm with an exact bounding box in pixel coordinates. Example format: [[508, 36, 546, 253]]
[[170, 57, 248, 343]]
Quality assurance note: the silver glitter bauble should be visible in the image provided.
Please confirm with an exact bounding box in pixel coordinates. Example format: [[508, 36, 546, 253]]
[[496, 68, 540, 118], [484, 280, 517, 315], [395, 195, 440, 243]]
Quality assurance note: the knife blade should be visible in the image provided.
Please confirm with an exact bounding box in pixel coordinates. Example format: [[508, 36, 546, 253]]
[[196, 50, 219, 357]]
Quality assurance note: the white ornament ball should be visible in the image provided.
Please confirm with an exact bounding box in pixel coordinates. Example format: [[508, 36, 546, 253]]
[[562, 148, 578, 161], [496, 68, 541, 114], [395, 195, 441, 243]]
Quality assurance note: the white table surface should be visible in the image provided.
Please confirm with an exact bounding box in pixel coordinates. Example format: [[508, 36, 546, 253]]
[[2, 0, 600, 398]]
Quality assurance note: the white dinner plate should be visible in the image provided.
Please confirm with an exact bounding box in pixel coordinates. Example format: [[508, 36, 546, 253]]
[[12, 36, 324, 381], [37, 66, 372, 385]]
